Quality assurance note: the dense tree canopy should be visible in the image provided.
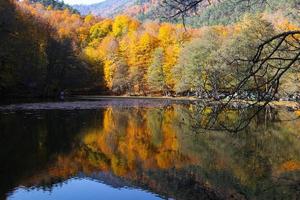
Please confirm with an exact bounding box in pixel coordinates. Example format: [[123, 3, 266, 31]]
[[0, 0, 103, 97], [0, 0, 299, 99], [158, 0, 300, 99]]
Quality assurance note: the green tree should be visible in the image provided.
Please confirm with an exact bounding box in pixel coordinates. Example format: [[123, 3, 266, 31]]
[[173, 27, 225, 96], [219, 14, 276, 93], [147, 48, 166, 94]]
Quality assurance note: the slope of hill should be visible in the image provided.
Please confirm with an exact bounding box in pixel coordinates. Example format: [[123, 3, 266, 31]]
[[73, 0, 135, 17], [185, 0, 300, 27], [29, 0, 79, 13], [73, 0, 157, 18], [73, 0, 299, 27]]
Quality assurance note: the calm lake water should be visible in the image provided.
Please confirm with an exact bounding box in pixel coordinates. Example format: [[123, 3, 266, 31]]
[[0, 100, 300, 200]]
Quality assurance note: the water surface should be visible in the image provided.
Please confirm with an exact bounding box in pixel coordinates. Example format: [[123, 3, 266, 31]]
[[0, 100, 299, 200]]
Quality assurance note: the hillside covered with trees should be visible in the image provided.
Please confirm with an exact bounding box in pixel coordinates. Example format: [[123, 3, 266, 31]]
[[29, 0, 79, 13], [0, 0, 299, 99], [73, 0, 158, 18], [73, 0, 299, 25]]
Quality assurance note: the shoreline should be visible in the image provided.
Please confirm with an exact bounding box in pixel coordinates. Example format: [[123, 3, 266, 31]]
[[0, 95, 299, 111], [74, 95, 300, 110]]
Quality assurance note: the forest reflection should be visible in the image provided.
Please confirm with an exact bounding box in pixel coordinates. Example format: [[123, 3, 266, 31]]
[[1, 104, 300, 199]]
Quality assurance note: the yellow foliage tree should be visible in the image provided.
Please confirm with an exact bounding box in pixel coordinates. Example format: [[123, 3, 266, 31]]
[[130, 32, 159, 93], [90, 19, 113, 40], [112, 15, 140, 37]]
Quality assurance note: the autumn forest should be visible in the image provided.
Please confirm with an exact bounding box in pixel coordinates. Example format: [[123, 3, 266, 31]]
[[1, 1, 300, 199], [1, 0, 299, 98]]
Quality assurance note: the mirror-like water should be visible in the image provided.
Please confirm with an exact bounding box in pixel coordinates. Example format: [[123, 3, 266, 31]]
[[0, 100, 299, 200]]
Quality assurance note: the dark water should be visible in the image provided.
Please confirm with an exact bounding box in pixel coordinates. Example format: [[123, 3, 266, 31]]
[[0, 100, 300, 200]]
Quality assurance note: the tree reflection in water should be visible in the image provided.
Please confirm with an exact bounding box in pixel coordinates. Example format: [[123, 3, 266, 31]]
[[0, 103, 300, 199]]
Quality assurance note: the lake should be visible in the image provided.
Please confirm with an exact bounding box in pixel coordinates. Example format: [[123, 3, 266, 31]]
[[0, 99, 299, 200]]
